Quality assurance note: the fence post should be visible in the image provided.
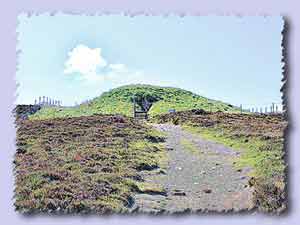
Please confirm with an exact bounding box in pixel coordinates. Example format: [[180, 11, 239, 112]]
[[240, 104, 242, 114], [270, 105, 273, 114], [133, 96, 136, 118]]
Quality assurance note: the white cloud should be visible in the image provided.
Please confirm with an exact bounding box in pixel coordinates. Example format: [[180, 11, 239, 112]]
[[64, 44, 107, 79], [63, 44, 155, 86]]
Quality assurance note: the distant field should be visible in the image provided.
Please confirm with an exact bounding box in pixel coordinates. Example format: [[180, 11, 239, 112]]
[[29, 84, 239, 120]]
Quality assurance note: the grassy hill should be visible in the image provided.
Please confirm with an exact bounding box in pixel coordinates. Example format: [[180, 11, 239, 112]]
[[30, 84, 239, 120]]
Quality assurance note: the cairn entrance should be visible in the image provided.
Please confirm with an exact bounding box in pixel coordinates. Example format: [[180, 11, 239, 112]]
[[131, 92, 160, 120], [133, 101, 148, 120]]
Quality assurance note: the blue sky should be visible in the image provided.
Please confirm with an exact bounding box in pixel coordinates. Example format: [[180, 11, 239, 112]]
[[16, 14, 284, 109]]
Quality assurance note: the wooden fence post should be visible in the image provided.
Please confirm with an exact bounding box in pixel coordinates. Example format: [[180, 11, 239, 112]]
[[270, 105, 273, 114], [133, 96, 136, 118]]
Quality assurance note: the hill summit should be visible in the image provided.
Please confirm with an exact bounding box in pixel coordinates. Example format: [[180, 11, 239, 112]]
[[30, 84, 238, 120]]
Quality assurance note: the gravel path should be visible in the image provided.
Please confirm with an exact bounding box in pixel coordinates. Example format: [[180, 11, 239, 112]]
[[132, 124, 254, 213]]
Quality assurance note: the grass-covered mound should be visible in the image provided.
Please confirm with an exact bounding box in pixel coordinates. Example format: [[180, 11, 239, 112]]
[[30, 84, 238, 120], [14, 115, 167, 213]]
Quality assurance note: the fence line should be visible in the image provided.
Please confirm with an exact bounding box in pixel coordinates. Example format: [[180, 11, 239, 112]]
[[34, 96, 62, 107], [238, 102, 284, 114]]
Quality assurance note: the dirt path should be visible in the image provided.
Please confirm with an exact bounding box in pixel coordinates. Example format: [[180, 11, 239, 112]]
[[132, 124, 254, 213]]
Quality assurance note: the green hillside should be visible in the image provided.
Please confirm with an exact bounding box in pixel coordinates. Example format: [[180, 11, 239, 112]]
[[30, 84, 239, 120]]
